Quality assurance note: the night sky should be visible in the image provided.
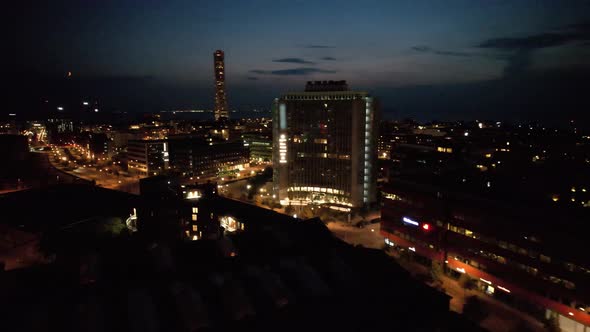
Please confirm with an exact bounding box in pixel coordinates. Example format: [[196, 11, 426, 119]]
[[10, 0, 590, 124]]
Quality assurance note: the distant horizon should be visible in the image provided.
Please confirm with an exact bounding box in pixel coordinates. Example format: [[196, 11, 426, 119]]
[[8, 0, 590, 126]]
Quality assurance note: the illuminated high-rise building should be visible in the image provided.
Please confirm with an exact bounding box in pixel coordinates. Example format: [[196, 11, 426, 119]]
[[213, 50, 229, 121], [272, 80, 378, 209]]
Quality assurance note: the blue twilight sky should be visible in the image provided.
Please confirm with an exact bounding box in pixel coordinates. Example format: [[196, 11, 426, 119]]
[[10, 0, 590, 123]]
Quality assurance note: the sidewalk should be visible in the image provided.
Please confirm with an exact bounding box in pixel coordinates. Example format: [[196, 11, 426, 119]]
[[326, 220, 384, 249], [391, 253, 546, 332], [324, 219, 548, 332]]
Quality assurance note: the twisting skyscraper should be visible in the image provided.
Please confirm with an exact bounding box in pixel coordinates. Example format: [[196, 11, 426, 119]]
[[213, 50, 229, 121]]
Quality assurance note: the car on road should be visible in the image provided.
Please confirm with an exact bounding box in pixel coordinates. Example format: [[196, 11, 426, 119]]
[[356, 221, 369, 228]]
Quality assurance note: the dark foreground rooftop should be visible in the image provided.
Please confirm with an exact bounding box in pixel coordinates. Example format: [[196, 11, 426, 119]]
[[0, 184, 483, 331]]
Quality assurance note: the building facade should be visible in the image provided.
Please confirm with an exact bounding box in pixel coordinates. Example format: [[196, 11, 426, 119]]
[[127, 139, 169, 176], [272, 81, 378, 209], [380, 181, 590, 332], [88, 133, 111, 159], [242, 132, 272, 162], [168, 137, 249, 178], [213, 50, 229, 121], [46, 118, 75, 144]]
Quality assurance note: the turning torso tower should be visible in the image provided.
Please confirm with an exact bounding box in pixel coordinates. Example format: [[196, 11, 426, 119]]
[[213, 50, 229, 121]]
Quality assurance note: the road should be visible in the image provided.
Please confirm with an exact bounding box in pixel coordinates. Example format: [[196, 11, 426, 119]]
[[326, 214, 547, 332], [31, 151, 89, 185], [391, 252, 546, 332], [326, 219, 384, 249], [0, 149, 88, 193], [178, 164, 268, 186], [48, 146, 268, 195], [47, 146, 140, 194]]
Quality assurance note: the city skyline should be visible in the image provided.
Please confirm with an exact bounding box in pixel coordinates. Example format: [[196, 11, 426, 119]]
[[9, 0, 590, 125], [3, 2, 590, 331]]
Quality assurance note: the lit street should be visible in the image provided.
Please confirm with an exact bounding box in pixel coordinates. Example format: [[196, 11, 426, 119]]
[[391, 251, 547, 332], [326, 219, 384, 249], [45, 145, 140, 194]]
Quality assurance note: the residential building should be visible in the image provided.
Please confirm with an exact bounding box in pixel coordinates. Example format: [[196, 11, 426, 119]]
[[167, 137, 249, 178], [88, 133, 110, 159], [380, 180, 590, 332], [127, 139, 169, 176], [242, 132, 272, 162]]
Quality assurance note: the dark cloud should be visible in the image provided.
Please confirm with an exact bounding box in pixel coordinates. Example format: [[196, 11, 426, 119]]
[[476, 21, 590, 78], [304, 45, 335, 49], [412, 46, 430, 52], [433, 50, 473, 57], [411, 45, 474, 57], [377, 66, 590, 127], [320, 56, 337, 61], [564, 21, 590, 33], [478, 20, 590, 51], [246, 76, 259, 80], [501, 50, 530, 77], [249, 67, 336, 76], [478, 33, 580, 50], [273, 58, 315, 65], [75, 75, 156, 82]]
